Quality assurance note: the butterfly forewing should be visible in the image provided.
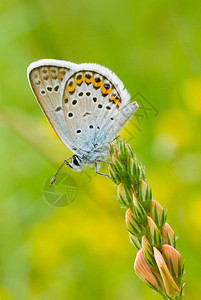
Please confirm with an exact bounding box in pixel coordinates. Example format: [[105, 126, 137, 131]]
[[28, 60, 79, 152]]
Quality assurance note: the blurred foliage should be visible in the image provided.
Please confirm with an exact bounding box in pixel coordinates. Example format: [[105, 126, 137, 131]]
[[0, 0, 201, 299]]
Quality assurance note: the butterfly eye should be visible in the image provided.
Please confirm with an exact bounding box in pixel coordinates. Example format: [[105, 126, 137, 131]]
[[73, 156, 80, 166]]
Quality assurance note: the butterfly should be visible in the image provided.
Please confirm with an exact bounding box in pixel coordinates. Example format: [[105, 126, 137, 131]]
[[27, 59, 139, 184]]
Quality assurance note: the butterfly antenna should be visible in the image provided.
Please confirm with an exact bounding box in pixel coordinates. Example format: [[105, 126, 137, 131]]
[[50, 157, 73, 186]]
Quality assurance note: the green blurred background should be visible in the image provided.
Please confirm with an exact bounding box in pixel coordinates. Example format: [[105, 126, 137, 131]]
[[0, 0, 201, 299]]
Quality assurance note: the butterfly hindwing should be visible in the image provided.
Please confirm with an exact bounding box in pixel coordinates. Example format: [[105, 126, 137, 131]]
[[97, 101, 139, 145], [61, 65, 130, 152]]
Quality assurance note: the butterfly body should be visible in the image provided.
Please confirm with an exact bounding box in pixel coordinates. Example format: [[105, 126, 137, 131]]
[[27, 59, 138, 175]]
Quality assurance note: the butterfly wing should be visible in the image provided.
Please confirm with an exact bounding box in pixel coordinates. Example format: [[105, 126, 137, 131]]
[[60, 63, 138, 153], [27, 59, 80, 153], [28, 60, 138, 159], [97, 101, 139, 145]]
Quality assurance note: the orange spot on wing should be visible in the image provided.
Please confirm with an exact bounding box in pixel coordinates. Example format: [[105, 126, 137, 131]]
[[114, 96, 120, 104], [84, 74, 92, 84], [76, 77, 83, 85], [68, 83, 75, 93], [92, 77, 102, 88], [101, 85, 112, 95], [109, 95, 115, 101]]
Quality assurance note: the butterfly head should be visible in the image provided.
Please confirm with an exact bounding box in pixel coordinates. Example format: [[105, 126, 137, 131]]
[[67, 155, 83, 171]]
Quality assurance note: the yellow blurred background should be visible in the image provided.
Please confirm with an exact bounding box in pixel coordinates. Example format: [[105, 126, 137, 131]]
[[0, 0, 201, 299]]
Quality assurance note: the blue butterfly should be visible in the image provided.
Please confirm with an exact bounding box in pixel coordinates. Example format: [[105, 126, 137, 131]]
[[27, 59, 138, 184]]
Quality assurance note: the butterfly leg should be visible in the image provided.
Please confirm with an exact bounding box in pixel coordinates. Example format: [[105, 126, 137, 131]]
[[95, 162, 110, 178]]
